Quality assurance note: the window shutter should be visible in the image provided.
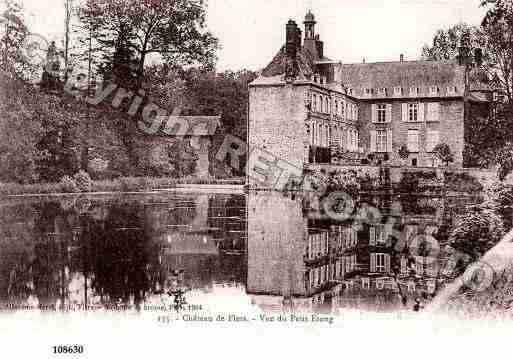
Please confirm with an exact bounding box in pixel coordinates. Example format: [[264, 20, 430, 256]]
[[369, 227, 376, 246], [434, 102, 440, 122], [385, 254, 391, 273], [370, 253, 376, 272], [371, 104, 377, 123], [386, 104, 392, 123], [402, 103, 407, 122], [418, 102, 425, 122], [386, 129, 393, 153], [370, 130, 377, 152]]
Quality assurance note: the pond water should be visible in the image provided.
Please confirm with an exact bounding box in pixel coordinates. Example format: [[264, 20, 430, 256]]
[[0, 190, 484, 315]]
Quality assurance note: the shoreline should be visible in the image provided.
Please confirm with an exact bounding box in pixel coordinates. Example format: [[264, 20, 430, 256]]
[[0, 183, 246, 200]]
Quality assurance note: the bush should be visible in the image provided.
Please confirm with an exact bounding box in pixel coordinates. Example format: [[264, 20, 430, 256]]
[[449, 208, 505, 264], [445, 171, 483, 192], [433, 143, 454, 166], [73, 171, 92, 193], [59, 175, 79, 193], [485, 181, 513, 230], [398, 172, 420, 192], [325, 169, 365, 195], [496, 143, 513, 181]]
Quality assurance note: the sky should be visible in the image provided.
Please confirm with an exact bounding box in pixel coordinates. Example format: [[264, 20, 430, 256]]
[[17, 0, 488, 71]]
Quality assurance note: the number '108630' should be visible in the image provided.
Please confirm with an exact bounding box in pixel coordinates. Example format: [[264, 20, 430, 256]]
[[53, 345, 84, 354]]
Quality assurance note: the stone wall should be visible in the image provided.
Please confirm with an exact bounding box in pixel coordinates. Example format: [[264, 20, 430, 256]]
[[308, 164, 498, 188], [248, 83, 309, 188], [358, 99, 465, 167]]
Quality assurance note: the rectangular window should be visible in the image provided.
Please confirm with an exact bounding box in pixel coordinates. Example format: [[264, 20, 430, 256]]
[[407, 130, 420, 152], [345, 256, 352, 273], [408, 103, 419, 122], [447, 86, 457, 95], [429, 86, 439, 95], [394, 87, 402, 96], [427, 102, 440, 122], [375, 253, 387, 273], [362, 278, 370, 290], [377, 104, 387, 123], [409, 87, 419, 96], [376, 226, 388, 245], [401, 257, 408, 275], [376, 130, 387, 153], [376, 279, 384, 290]]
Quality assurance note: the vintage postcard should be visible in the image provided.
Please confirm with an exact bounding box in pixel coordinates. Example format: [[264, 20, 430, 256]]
[[1, 0, 513, 357]]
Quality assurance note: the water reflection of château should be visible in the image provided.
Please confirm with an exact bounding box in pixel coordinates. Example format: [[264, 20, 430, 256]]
[[246, 191, 482, 313]]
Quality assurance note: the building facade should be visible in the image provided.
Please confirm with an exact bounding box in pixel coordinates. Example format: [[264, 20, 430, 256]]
[[249, 11, 493, 173]]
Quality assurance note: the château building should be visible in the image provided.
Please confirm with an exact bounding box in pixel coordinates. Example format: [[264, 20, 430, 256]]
[[249, 11, 494, 172]]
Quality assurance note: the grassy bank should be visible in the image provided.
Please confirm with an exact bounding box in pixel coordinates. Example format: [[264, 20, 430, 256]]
[[0, 176, 246, 196]]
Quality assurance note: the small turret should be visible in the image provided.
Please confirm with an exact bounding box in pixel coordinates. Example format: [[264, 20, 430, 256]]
[[303, 11, 323, 60]]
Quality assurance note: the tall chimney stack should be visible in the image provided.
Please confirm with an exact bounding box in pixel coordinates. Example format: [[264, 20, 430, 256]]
[[286, 20, 298, 59], [400, 54, 404, 62]]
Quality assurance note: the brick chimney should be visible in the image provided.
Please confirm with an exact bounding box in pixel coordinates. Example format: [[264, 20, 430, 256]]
[[315, 35, 324, 59], [296, 27, 302, 50], [286, 20, 298, 59]]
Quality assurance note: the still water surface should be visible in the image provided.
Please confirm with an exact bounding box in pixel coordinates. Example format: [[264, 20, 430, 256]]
[[0, 191, 483, 314]]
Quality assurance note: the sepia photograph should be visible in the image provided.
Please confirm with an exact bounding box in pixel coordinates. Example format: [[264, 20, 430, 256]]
[[0, 0, 513, 357]]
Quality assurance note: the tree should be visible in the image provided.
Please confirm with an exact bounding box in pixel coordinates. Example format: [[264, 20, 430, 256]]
[[0, 0, 36, 80], [182, 68, 257, 139], [421, 23, 479, 62], [480, 0, 513, 102], [398, 144, 409, 164], [496, 142, 513, 181], [0, 74, 84, 183], [432, 143, 454, 167], [63, 0, 74, 81], [76, 0, 219, 89], [181, 68, 258, 175], [0, 75, 43, 183]]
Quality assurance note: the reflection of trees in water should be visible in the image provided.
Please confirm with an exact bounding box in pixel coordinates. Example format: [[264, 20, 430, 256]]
[[1, 195, 247, 308], [81, 203, 162, 308], [31, 202, 74, 307], [0, 203, 38, 303]]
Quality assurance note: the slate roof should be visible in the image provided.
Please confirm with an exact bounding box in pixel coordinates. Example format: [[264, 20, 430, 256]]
[[252, 41, 493, 100], [259, 45, 315, 81], [337, 60, 467, 98]]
